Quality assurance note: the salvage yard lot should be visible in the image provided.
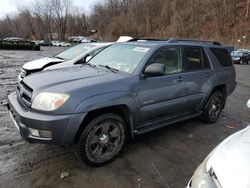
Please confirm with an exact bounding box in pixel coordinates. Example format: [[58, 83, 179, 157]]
[[0, 47, 250, 188]]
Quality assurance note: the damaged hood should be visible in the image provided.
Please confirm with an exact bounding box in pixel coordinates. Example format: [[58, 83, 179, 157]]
[[206, 126, 250, 188], [23, 57, 64, 70]]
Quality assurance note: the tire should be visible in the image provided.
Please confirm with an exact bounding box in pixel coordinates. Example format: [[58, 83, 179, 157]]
[[201, 91, 224, 123], [74, 113, 127, 166]]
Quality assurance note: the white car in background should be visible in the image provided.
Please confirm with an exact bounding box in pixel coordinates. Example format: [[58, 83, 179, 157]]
[[18, 36, 133, 81], [18, 42, 112, 81], [51, 40, 60, 46], [187, 99, 250, 188], [72, 36, 86, 43], [52, 41, 71, 47]]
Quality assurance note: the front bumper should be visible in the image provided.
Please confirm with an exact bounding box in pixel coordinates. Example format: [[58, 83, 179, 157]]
[[7, 92, 86, 144]]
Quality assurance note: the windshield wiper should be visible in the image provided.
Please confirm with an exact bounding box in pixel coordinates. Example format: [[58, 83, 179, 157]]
[[87, 63, 96, 68], [54, 56, 65, 60], [99, 64, 119, 73]]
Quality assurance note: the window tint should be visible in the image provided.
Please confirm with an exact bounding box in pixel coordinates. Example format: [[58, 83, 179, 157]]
[[148, 47, 182, 74], [183, 47, 203, 71], [210, 48, 232, 67]]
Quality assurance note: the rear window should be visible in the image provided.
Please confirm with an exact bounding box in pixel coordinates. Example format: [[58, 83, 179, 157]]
[[210, 48, 232, 66]]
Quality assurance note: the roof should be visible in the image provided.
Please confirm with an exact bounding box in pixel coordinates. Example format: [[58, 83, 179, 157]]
[[90, 42, 113, 46], [117, 38, 223, 48]]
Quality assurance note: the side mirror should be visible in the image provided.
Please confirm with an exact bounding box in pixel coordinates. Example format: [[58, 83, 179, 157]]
[[144, 63, 165, 77], [247, 99, 250, 108], [75, 55, 92, 64]]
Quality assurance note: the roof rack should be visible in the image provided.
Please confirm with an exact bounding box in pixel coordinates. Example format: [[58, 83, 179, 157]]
[[126, 37, 221, 46], [127, 38, 166, 42], [167, 38, 221, 46]]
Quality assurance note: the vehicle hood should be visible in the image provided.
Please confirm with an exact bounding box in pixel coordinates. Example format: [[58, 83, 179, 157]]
[[45, 61, 75, 70], [206, 126, 250, 188], [23, 57, 64, 70], [22, 65, 127, 94]]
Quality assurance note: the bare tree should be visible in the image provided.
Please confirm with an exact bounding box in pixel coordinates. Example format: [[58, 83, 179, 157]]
[[50, 0, 72, 40]]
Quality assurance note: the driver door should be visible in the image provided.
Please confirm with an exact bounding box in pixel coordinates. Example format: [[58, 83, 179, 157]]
[[138, 46, 188, 123]]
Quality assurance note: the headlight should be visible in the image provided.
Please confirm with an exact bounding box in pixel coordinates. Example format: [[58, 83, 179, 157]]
[[188, 158, 215, 188], [32, 92, 70, 111]]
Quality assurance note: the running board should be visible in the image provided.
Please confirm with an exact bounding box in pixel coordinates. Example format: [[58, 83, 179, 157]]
[[134, 111, 202, 135]]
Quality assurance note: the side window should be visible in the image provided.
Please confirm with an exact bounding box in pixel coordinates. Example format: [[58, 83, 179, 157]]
[[210, 48, 232, 67], [183, 47, 203, 71], [148, 47, 182, 74]]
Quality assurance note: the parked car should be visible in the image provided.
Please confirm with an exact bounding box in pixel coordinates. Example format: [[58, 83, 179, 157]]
[[237, 48, 250, 53], [72, 36, 86, 43], [187, 99, 250, 188], [8, 38, 236, 166], [18, 42, 112, 81], [4, 37, 24, 42], [51, 40, 61, 46], [81, 37, 91, 43], [231, 51, 250, 64], [37, 40, 52, 46], [53, 41, 71, 47]]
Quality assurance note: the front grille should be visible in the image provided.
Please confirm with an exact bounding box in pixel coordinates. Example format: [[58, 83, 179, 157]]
[[19, 68, 31, 79], [20, 68, 27, 79], [16, 81, 33, 109]]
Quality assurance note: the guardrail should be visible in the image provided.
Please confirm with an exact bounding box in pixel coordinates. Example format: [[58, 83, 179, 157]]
[[0, 40, 40, 50]]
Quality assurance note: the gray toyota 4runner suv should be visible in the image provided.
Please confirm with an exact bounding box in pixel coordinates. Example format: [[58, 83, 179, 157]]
[[7, 38, 236, 166]]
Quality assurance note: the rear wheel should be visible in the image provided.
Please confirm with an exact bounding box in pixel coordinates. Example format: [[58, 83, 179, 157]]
[[201, 91, 224, 123], [74, 113, 127, 166]]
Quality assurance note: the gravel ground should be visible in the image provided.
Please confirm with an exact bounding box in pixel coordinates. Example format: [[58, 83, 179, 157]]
[[0, 47, 249, 188]]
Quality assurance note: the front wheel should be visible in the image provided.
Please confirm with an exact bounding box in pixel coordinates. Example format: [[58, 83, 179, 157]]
[[201, 91, 224, 123], [74, 113, 127, 166]]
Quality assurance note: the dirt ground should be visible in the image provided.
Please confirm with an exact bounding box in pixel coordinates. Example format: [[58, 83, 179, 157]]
[[0, 47, 249, 188]]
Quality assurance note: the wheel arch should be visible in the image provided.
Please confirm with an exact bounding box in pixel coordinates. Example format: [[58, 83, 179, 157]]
[[74, 104, 134, 143], [202, 84, 227, 109]]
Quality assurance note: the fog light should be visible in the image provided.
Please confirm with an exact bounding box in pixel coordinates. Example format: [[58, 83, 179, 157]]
[[39, 130, 52, 138], [28, 128, 40, 137], [28, 128, 52, 138]]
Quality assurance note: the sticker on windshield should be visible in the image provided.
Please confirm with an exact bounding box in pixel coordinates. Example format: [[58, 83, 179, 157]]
[[133, 47, 149, 53]]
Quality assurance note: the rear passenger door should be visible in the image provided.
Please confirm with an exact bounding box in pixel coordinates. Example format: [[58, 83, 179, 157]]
[[181, 46, 212, 111]]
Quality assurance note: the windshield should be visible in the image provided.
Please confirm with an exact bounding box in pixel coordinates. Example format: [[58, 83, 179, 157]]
[[88, 44, 150, 74], [55, 43, 96, 61]]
